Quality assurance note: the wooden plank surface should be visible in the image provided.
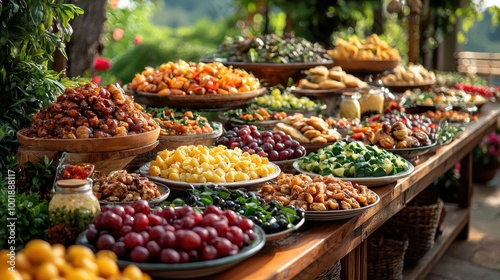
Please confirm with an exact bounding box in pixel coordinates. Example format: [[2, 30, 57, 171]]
[[206, 104, 500, 280]]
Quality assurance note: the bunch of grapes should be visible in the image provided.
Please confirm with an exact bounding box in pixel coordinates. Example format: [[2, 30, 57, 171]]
[[216, 125, 307, 161], [85, 200, 255, 264]]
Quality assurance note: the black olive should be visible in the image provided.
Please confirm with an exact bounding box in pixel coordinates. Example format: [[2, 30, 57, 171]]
[[222, 200, 236, 208], [277, 218, 289, 229], [269, 222, 281, 233], [248, 192, 257, 200], [268, 200, 281, 209], [261, 222, 271, 233]]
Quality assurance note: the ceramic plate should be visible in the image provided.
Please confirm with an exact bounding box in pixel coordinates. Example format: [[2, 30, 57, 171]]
[[265, 217, 305, 241], [139, 162, 281, 190], [77, 226, 266, 279], [98, 182, 170, 207], [304, 194, 380, 221], [386, 142, 437, 162], [292, 160, 414, 187]]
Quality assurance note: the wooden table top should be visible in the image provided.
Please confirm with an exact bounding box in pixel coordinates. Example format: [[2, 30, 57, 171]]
[[205, 104, 500, 280]]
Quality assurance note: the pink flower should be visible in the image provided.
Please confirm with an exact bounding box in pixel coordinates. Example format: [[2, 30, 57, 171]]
[[92, 75, 102, 85], [94, 57, 111, 71], [113, 28, 124, 41], [488, 145, 496, 156], [488, 132, 497, 143], [133, 34, 143, 45]]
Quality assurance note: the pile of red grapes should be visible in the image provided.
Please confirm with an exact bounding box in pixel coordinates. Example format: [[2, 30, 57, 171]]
[[216, 125, 307, 161], [85, 200, 256, 264]]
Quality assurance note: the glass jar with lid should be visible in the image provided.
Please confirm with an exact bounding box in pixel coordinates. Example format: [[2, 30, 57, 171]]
[[358, 88, 384, 117], [48, 178, 100, 246], [339, 92, 361, 119]]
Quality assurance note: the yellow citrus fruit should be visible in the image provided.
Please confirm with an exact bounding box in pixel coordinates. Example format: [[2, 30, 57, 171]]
[[96, 256, 119, 278], [96, 250, 117, 261], [53, 257, 72, 276], [51, 243, 66, 259], [35, 262, 59, 280], [23, 239, 54, 264], [14, 251, 30, 272], [0, 269, 23, 280], [122, 264, 144, 280], [65, 268, 97, 280], [67, 245, 95, 262], [72, 256, 98, 275]]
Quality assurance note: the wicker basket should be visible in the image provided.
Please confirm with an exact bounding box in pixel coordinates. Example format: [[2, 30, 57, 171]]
[[316, 261, 341, 280], [367, 232, 409, 280], [385, 198, 444, 267]]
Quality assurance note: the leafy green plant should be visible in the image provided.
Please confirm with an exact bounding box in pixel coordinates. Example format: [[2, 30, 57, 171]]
[[0, 187, 49, 249], [19, 156, 56, 200], [0, 1, 83, 170]]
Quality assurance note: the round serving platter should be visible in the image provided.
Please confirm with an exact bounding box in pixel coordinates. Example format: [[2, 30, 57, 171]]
[[292, 160, 414, 188], [139, 162, 281, 190], [304, 194, 380, 221], [77, 225, 266, 279]]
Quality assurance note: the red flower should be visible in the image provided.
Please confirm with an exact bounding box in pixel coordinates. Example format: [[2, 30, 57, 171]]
[[94, 57, 111, 71], [133, 34, 143, 45], [92, 75, 102, 85], [113, 28, 124, 41]]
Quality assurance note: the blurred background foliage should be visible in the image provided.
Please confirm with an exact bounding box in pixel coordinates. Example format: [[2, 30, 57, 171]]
[[96, 0, 499, 86]]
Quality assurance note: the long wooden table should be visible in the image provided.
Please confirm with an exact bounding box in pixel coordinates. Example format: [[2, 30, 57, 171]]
[[209, 103, 500, 280]]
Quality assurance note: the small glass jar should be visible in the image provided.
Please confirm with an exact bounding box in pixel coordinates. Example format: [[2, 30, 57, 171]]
[[48, 179, 100, 246], [359, 88, 384, 117], [339, 92, 361, 120]]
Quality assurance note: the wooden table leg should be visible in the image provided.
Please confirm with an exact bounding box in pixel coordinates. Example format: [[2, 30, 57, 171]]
[[340, 241, 367, 280], [457, 153, 472, 240]]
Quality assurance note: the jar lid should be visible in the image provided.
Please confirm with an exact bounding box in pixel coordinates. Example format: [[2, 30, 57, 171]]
[[56, 179, 90, 188], [343, 91, 361, 99]]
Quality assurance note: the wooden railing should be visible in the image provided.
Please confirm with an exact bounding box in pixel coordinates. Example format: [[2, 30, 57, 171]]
[[455, 51, 500, 85]]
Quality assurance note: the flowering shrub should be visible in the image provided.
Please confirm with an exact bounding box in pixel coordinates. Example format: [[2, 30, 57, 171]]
[[473, 130, 500, 169]]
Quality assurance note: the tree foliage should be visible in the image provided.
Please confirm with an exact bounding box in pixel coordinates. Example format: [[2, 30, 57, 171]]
[[0, 0, 83, 169]]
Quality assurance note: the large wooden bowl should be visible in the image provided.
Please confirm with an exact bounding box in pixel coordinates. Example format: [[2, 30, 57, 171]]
[[17, 127, 160, 153], [333, 59, 399, 73], [125, 87, 267, 111], [202, 60, 335, 86], [152, 124, 223, 154], [17, 141, 159, 175]]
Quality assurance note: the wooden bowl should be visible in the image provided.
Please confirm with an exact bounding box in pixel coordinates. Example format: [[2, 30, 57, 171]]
[[333, 59, 399, 73], [18, 141, 159, 175], [152, 125, 223, 154], [125, 87, 267, 111], [17, 128, 160, 153], [204, 61, 335, 86]]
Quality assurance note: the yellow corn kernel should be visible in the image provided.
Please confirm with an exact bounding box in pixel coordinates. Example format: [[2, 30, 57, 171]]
[[248, 171, 259, 180], [160, 169, 170, 178], [235, 172, 250, 182], [179, 173, 187, 181], [225, 171, 236, 182], [261, 157, 269, 164], [250, 154, 262, 165], [172, 150, 185, 162], [234, 161, 250, 171], [168, 172, 180, 181], [214, 168, 225, 178], [158, 149, 171, 159], [149, 165, 161, 176], [255, 166, 269, 177]]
